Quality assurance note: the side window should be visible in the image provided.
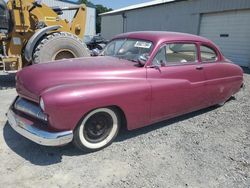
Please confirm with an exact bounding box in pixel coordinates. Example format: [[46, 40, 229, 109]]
[[200, 45, 217, 62], [152, 43, 197, 66], [166, 43, 197, 64]]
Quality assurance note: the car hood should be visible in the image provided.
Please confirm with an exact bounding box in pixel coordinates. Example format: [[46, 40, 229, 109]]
[[16, 56, 144, 102]]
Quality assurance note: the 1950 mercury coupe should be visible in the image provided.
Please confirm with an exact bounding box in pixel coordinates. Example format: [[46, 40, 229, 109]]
[[7, 31, 243, 151]]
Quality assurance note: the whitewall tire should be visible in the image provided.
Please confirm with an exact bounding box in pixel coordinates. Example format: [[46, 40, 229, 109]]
[[73, 108, 120, 151]]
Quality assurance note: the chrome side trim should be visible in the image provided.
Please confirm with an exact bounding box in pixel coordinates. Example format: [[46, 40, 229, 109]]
[[7, 109, 73, 146], [14, 97, 47, 121]]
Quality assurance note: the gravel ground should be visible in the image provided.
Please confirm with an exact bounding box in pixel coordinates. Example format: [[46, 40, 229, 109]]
[[0, 71, 249, 188]]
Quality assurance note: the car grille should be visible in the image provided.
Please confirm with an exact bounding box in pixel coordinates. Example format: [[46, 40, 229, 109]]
[[14, 97, 48, 122]]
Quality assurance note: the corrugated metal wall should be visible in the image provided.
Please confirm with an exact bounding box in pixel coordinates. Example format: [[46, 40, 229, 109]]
[[125, 1, 200, 36], [42, 0, 96, 37], [101, 14, 123, 38], [101, 0, 250, 39], [199, 10, 250, 67], [85, 7, 96, 37]]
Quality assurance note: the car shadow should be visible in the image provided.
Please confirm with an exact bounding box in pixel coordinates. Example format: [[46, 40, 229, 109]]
[[3, 105, 220, 166], [3, 122, 86, 165], [0, 74, 16, 90], [116, 106, 219, 142]]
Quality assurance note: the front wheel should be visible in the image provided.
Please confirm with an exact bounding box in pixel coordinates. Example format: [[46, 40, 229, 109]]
[[73, 108, 120, 152], [32, 32, 89, 64]]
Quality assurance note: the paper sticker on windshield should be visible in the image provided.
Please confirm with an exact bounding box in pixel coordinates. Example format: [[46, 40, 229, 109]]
[[134, 41, 152, 49]]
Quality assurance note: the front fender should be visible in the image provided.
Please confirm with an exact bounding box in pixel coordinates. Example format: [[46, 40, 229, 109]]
[[41, 80, 151, 131], [24, 25, 61, 62]]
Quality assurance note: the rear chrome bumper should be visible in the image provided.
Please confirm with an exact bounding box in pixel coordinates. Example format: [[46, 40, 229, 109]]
[[7, 109, 73, 146]]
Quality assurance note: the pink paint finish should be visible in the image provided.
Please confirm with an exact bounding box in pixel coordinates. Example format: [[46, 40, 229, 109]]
[[15, 31, 243, 132]]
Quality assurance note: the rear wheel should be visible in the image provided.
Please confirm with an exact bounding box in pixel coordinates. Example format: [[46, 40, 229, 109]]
[[32, 32, 89, 64], [73, 108, 120, 152]]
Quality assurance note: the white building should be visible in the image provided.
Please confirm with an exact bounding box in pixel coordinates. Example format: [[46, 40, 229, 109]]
[[43, 0, 96, 38], [100, 0, 250, 67]]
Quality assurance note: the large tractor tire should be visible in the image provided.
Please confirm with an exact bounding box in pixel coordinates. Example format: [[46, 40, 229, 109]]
[[33, 32, 90, 64]]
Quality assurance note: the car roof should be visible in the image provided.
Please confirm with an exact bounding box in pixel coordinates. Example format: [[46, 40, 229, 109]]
[[113, 31, 211, 44]]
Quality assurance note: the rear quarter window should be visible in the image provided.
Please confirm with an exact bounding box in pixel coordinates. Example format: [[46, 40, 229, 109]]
[[200, 45, 218, 62]]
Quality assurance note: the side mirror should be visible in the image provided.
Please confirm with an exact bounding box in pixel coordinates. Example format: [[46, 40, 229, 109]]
[[91, 48, 100, 56], [138, 54, 149, 66]]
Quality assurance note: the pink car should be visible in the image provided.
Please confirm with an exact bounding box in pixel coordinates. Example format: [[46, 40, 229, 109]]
[[7, 31, 243, 151]]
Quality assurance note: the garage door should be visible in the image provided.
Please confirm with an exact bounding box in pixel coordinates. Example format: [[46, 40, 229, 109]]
[[199, 10, 250, 67]]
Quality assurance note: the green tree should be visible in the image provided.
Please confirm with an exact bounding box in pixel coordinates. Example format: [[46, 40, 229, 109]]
[[81, 0, 95, 7], [95, 4, 112, 33]]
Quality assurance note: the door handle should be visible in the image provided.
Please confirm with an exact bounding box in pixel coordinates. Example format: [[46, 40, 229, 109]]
[[196, 66, 203, 70]]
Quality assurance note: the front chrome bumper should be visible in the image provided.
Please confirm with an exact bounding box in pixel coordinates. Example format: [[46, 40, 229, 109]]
[[7, 109, 73, 146]]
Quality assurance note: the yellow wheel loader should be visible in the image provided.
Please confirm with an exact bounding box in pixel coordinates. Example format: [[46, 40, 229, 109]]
[[0, 0, 90, 73]]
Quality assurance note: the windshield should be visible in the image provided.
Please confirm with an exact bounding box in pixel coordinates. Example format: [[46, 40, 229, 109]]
[[102, 39, 153, 62]]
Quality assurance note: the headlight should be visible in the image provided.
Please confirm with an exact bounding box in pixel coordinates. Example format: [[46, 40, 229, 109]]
[[39, 97, 45, 111]]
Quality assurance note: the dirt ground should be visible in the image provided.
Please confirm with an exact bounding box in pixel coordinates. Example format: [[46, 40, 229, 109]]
[[0, 72, 249, 188]]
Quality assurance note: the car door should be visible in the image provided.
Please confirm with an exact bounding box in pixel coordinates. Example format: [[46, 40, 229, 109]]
[[146, 42, 207, 123]]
